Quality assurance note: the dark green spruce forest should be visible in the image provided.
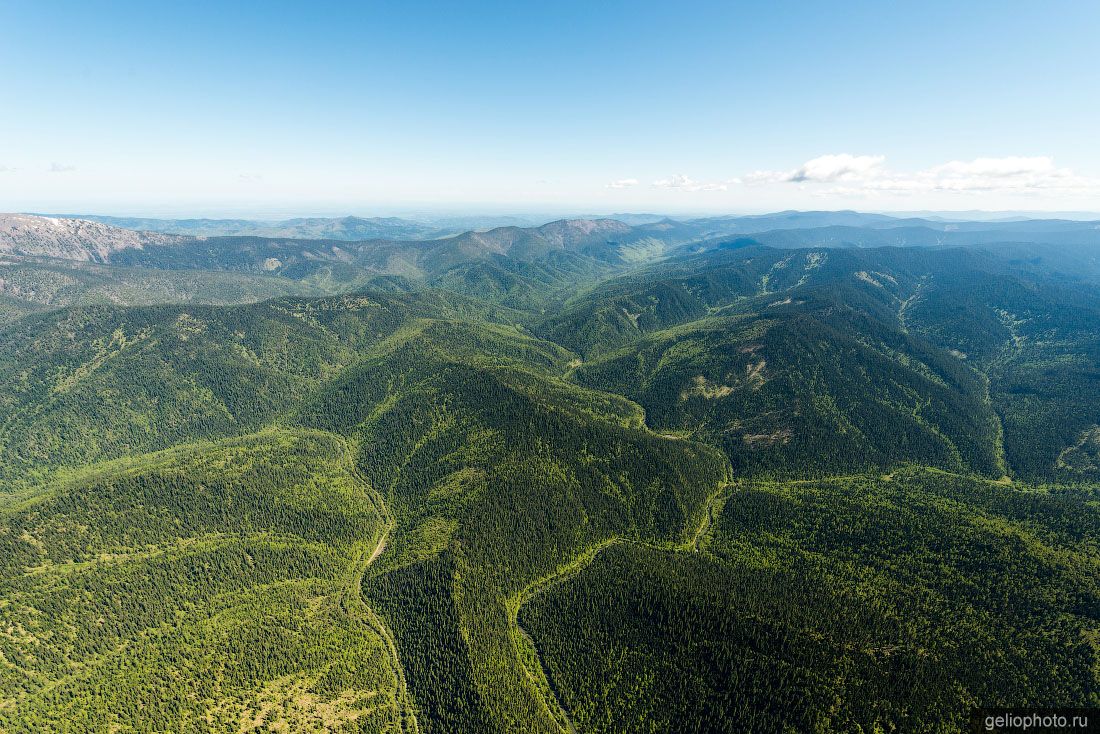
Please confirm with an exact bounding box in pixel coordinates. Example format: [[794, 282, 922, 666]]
[[0, 212, 1098, 732]]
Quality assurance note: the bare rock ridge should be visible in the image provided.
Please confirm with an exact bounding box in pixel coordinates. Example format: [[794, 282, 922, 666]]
[[0, 214, 184, 262]]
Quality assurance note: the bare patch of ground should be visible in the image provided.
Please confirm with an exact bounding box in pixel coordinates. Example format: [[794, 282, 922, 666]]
[[683, 375, 734, 399], [855, 271, 883, 288], [214, 675, 383, 733], [1056, 425, 1100, 472], [682, 361, 766, 401], [744, 360, 766, 389], [742, 429, 793, 449], [621, 308, 642, 328]]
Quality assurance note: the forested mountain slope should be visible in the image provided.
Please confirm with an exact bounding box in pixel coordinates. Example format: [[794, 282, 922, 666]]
[[6, 211, 1100, 324], [522, 469, 1100, 733], [0, 289, 729, 732], [0, 291, 525, 489], [546, 245, 1100, 482], [0, 224, 1098, 731], [0, 256, 324, 325], [0, 429, 401, 731]]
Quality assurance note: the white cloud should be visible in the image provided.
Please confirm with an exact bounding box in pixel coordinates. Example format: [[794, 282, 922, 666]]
[[788, 154, 885, 183], [651, 174, 732, 192], [48, 162, 76, 173], [745, 154, 886, 184], [745, 154, 1096, 196], [237, 173, 263, 182], [918, 156, 1085, 192], [932, 156, 1056, 178], [605, 155, 1093, 203]]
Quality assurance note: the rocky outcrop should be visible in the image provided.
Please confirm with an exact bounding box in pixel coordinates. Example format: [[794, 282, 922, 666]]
[[0, 214, 185, 262]]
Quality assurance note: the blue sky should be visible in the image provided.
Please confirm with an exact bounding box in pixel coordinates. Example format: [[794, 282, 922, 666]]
[[2, 0, 1098, 216]]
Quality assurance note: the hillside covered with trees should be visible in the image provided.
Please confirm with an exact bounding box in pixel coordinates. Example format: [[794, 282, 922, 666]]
[[0, 215, 1098, 732]]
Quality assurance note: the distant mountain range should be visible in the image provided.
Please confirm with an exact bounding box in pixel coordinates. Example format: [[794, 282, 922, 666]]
[[8, 209, 1100, 266], [46, 212, 660, 237], [4, 209, 1100, 323], [46, 214, 444, 241]]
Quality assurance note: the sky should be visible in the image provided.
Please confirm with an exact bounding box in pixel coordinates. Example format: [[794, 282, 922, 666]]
[[2, 0, 1099, 217]]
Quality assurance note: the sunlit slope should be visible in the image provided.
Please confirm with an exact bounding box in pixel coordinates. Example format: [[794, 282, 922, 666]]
[[1, 236, 1099, 732], [0, 294, 731, 733], [0, 428, 400, 733], [0, 291, 525, 489], [293, 324, 730, 734], [538, 245, 999, 357], [431, 251, 618, 311], [521, 469, 1100, 734], [0, 256, 325, 320], [575, 306, 1002, 476], [900, 265, 1100, 480], [550, 243, 1100, 480], [564, 249, 1004, 477]]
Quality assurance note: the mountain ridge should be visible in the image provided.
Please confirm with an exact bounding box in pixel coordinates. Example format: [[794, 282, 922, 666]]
[[0, 213, 185, 262], [1, 224, 1098, 730]]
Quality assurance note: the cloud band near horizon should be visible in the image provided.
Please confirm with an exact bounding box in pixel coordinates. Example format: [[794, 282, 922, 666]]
[[610, 155, 1097, 198]]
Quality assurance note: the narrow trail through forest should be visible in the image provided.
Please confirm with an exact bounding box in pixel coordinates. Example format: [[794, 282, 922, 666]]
[[896, 276, 927, 334], [510, 542, 614, 734], [511, 483, 731, 734], [685, 487, 727, 552], [341, 441, 420, 734]]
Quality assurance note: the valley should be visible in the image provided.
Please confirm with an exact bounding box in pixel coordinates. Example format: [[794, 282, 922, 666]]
[[8, 0, 1100, 728], [0, 211, 1097, 731]]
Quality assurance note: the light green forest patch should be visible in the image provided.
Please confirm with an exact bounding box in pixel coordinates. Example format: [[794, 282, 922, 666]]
[[0, 428, 403, 733]]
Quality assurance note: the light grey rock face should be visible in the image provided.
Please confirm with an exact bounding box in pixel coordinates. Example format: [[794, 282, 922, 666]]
[[0, 214, 185, 262]]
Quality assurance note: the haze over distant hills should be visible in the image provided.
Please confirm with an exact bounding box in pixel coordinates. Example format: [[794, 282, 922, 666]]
[[44, 209, 1100, 242], [3, 209, 1100, 327], [42, 213, 553, 241], [885, 209, 1100, 222], [45, 214, 444, 241]]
